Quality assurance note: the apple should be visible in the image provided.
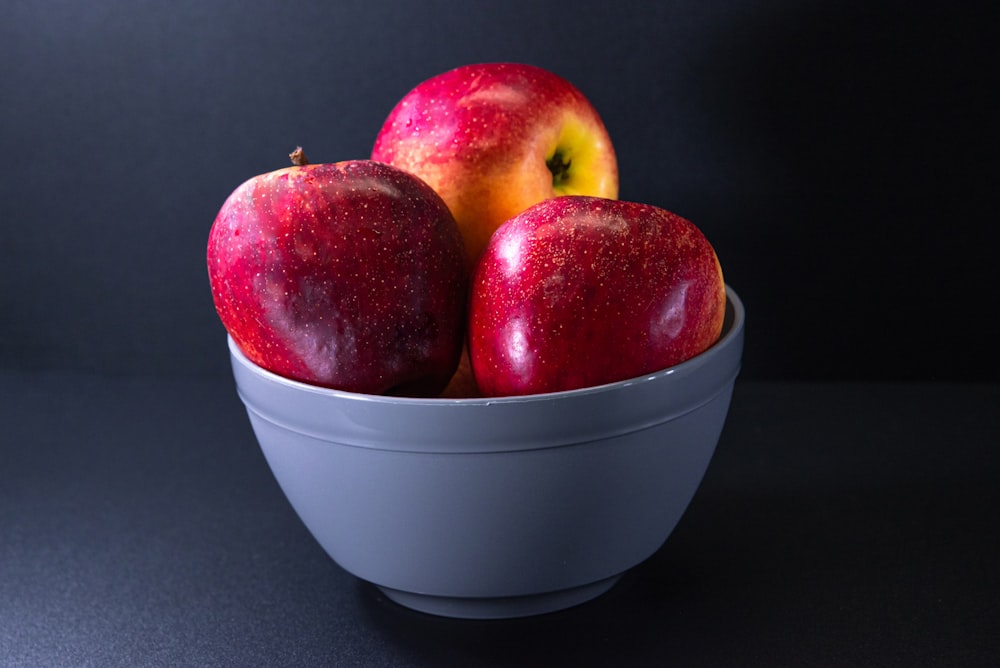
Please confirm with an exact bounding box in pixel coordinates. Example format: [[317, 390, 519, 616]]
[[438, 346, 481, 398], [371, 62, 618, 266], [207, 150, 468, 396], [468, 196, 726, 397]]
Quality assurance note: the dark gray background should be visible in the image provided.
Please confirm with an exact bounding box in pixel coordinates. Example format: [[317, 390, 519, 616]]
[[2, 0, 995, 382]]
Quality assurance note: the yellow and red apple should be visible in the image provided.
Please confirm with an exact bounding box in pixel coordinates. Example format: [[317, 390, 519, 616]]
[[372, 62, 619, 265]]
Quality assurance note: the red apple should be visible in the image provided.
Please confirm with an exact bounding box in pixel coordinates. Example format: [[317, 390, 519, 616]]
[[207, 151, 468, 396], [371, 62, 618, 266], [468, 196, 726, 397]]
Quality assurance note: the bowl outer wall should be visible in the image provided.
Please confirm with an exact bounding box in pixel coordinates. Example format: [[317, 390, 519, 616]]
[[229, 287, 744, 599]]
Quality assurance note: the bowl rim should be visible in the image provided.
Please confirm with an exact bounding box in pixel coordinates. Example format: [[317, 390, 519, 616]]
[[228, 285, 744, 406]]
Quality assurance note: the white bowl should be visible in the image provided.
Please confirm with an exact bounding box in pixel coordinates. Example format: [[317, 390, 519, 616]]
[[229, 286, 745, 618]]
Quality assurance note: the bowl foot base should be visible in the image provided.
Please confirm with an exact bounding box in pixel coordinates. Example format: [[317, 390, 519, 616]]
[[376, 574, 622, 619]]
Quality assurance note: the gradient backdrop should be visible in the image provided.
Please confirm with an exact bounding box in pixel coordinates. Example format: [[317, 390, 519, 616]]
[[1, 0, 995, 382]]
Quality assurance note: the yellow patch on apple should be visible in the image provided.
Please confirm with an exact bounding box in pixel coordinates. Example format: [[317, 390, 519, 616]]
[[546, 114, 619, 199]]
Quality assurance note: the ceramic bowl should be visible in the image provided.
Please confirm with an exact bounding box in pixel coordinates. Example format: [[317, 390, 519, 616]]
[[228, 286, 745, 618]]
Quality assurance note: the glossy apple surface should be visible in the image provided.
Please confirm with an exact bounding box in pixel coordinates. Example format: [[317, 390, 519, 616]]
[[469, 196, 726, 397], [372, 62, 618, 265], [207, 157, 468, 396]]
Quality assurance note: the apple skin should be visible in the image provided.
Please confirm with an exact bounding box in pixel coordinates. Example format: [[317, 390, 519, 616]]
[[371, 62, 618, 266], [438, 345, 481, 398], [207, 158, 468, 396], [468, 196, 726, 397]]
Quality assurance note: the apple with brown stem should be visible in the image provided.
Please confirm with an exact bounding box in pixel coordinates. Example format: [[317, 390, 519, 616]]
[[207, 149, 468, 396]]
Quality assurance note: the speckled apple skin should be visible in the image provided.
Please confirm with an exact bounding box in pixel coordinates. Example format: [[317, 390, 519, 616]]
[[469, 196, 726, 397], [207, 159, 468, 396], [371, 63, 618, 265]]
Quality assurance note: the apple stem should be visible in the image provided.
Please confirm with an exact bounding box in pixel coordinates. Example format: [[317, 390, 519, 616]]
[[289, 146, 310, 166]]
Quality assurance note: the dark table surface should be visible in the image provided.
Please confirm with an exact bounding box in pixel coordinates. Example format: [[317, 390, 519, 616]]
[[2, 372, 997, 667]]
